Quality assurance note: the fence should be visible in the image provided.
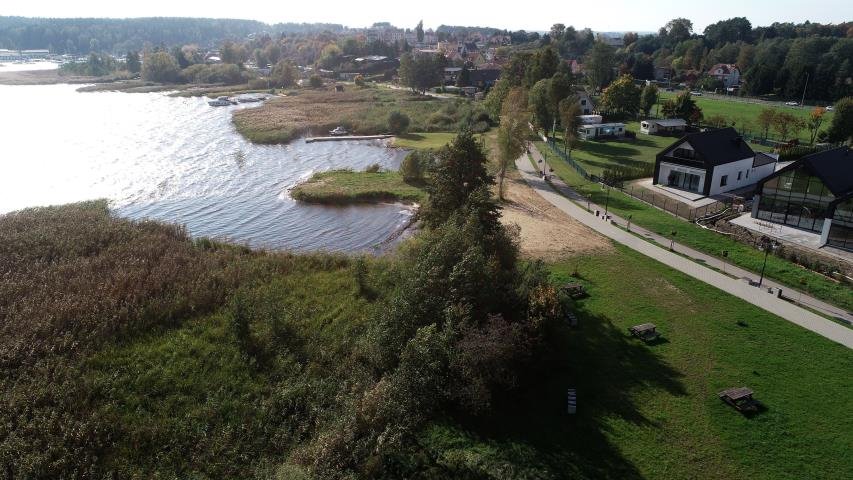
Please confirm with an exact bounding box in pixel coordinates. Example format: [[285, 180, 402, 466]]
[[543, 137, 597, 182], [620, 183, 730, 221]]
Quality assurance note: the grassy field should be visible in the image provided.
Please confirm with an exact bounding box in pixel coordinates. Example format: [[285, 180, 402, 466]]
[[657, 92, 835, 143], [3, 202, 851, 478], [392, 132, 459, 150], [421, 246, 852, 479], [290, 169, 427, 204], [552, 122, 675, 176], [537, 141, 853, 312], [232, 86, 485, 144]]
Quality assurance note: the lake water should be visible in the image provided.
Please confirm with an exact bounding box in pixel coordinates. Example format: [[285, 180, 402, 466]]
[[0, 83, 414, 252]]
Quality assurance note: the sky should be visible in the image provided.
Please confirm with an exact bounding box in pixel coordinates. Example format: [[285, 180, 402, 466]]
[[3, 0, 852, 33]]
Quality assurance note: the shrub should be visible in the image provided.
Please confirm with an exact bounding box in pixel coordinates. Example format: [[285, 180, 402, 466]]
[[387, 111, 411, 135], [309, 74, 323, 88], [400, 150, 431, 182], [471, 120, 490, 134], [354, 75, 365, 87], [364, 163, 383, 173]]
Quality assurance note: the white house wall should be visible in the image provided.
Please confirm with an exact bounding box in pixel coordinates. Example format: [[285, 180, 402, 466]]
[[708, 158, 775, 196]]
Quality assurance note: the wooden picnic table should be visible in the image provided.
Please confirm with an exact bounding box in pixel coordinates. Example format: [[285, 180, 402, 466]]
[[561, 283, 587, 299], [718, 387, 761, 412], [629, 323, 660, 342]]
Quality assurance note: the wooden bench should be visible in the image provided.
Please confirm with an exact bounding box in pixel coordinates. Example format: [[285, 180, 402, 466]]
[[567, 388, 577, 414], [561, 283, 587, 299], [629, 323, 660, 342], [718, 387, 761, 413]]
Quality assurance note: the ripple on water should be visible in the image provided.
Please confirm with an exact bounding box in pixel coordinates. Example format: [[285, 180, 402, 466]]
[[0, 84, 413, 251]]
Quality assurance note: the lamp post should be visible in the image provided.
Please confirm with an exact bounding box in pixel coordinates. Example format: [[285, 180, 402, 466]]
[[669, 230, 677, 251], [603, 183, 611, 217], [627, 214, 632, 232], [757, 237, 778, 288]]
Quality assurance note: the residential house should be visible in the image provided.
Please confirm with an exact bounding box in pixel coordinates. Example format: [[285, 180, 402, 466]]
[[640, 118, 688, 135], [578, 123, 626, 140], [468, 67, 501, 91], [654, 66, 672, 84], [568, 59, 584, 76], [653, 127, 777, 197], [707, 63, 740, 88], [577, 92, 595, 115], [751, 147, 853, 251]]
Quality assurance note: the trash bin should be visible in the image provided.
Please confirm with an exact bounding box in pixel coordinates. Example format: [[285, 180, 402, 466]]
[[595, 210, 600, 217]]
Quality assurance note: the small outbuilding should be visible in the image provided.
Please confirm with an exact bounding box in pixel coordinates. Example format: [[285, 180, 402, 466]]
[[640, 118, 688, 135], [577, 123, 626, 140]]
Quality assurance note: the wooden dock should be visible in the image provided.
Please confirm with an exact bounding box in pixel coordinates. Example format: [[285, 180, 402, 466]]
[[305, 134, 394, 143]]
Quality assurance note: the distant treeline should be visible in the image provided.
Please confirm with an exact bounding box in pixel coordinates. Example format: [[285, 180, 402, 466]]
[[0, 17, 343, 55]]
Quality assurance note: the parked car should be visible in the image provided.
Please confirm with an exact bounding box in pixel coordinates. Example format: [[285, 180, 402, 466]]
[[826, 105, 834, 111], [690, 91, 703, 96], [785, 101, 799, 106]]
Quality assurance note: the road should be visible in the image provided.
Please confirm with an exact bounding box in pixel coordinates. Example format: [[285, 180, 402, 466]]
[[517, 147, 853, 349]]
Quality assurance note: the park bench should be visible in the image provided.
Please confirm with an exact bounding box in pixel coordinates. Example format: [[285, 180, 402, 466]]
[[567, 388, 577, 414], [561, 283, 587, 299], [718, 387, 761, 413], [629, 323, 660, 342], [566, 311, 579, 328]]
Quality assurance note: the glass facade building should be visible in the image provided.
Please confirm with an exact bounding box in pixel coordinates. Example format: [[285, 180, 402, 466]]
[[827, 198, 853, 251], [755, 165, 834, 233]]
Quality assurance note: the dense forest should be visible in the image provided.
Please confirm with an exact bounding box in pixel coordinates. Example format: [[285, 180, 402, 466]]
[[541, 18, 853, 101], [0, 17, 342, 55]]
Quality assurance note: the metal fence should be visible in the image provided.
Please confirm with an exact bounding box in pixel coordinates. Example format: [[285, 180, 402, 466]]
[[619, 183, 730, 221]]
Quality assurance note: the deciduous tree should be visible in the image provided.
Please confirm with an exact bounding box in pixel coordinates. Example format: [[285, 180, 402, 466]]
[[496, 87, 529, 199], [640, 83, 659, 117], [600, 74, 641, 119]]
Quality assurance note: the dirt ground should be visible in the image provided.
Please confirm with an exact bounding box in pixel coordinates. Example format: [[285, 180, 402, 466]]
[[499, 168, 612, 260]]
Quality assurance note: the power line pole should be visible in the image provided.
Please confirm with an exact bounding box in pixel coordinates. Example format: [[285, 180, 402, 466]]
[[800, 72, 809, 106]]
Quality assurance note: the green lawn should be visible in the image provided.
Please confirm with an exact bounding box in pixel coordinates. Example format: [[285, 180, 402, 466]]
[[552, 122, 675, 176], [290, 169, 426, 204], [657, 92, 834, 144], [393, 132, 459, 150], [419, 246, 852, 479], [537, 141, 853, 312]]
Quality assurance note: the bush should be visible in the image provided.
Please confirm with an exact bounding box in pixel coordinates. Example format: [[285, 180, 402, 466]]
[[387, 111, 411, 135], [364, 163, 383, 173], [354, 75, 365, 87], [309, 74, 323, 88], [400, 150, 431, 182], [471, 120, 490, 134]]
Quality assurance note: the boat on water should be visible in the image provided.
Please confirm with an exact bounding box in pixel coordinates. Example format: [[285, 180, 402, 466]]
[[329, 126, 349, 136], [208, 96, 236, 107]]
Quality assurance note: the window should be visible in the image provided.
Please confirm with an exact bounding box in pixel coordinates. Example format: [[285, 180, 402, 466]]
[[746, 169, 750, 179], [720, 175, 728, 187], [737, 171, 742, 181], [581, 99, 586, 105]]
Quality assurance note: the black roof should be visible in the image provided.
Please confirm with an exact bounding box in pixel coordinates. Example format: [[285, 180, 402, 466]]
[[660, 127, 755, 168], [798, 146, 853, 196], [469, 69, 501, 84]]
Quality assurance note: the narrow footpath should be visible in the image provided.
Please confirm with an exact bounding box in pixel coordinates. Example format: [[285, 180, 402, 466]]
[[517, 148, 853, 349]]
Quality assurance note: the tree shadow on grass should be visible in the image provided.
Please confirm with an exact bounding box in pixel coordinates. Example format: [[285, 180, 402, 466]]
[[460, 308, 687, 479]]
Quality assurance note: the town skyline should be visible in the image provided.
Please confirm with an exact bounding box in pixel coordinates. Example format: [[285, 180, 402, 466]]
[[5, 0, 853, 33]]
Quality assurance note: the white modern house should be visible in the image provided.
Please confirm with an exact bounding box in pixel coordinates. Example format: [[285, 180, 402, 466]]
[[577, 123, 626, 140], [640, 118, 687, 135], [653, 127, 777, 197]]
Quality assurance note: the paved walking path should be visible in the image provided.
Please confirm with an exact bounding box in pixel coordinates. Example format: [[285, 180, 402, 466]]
[[518, 149, 853, 349]]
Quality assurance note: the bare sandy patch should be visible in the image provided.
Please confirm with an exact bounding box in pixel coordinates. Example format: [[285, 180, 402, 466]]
[[499, 168, 612, 260]]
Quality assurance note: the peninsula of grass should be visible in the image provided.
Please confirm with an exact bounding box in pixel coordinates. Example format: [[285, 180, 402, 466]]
[[232, 85, 483, 144], [537, 141, 853, 312], [290, 169, 427, 204]]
